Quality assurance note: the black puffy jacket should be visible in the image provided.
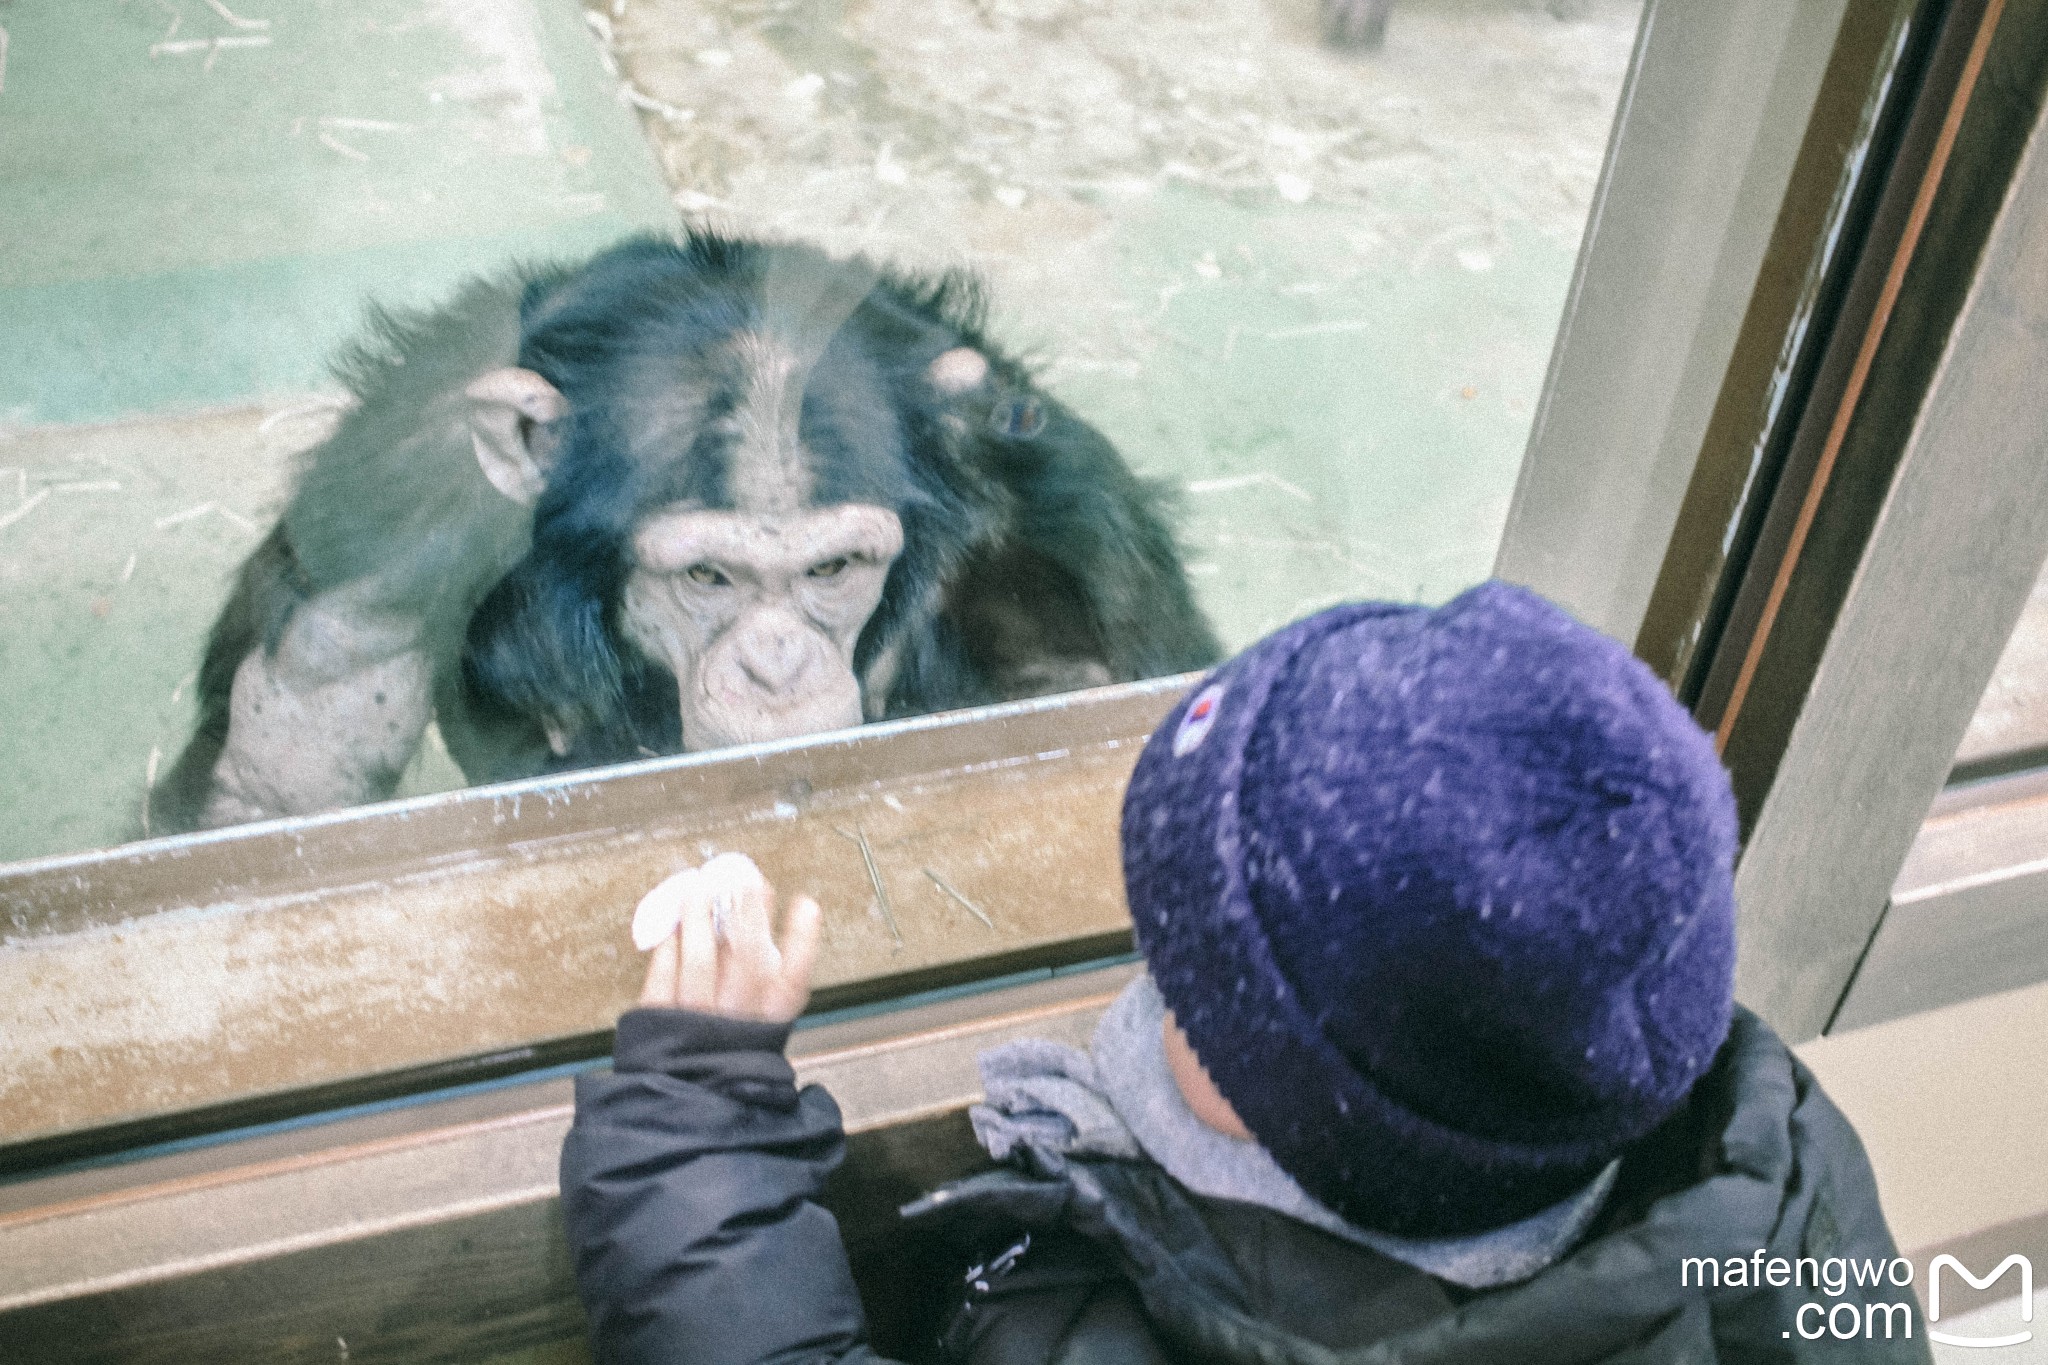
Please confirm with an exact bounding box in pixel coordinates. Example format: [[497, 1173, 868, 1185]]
[[560, 1008, 1929, 1364]]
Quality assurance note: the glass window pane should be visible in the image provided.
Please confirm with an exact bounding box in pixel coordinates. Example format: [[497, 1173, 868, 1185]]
[[0, 0, 1646, 862], [611, 0, 1644, 642]]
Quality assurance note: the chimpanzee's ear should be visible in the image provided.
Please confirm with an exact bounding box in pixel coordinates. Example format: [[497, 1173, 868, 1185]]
[[465, 368, 569, 506], [926, 346, 989, 395]]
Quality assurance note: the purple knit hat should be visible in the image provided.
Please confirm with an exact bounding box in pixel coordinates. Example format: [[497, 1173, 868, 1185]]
[[1121, 581, 1737, 1238]]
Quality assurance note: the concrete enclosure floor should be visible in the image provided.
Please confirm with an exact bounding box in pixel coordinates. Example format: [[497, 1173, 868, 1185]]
[[0, 0, 1646, 863]]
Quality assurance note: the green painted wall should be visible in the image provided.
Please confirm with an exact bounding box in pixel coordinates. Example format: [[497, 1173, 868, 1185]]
[[0, 0, 676, 423]]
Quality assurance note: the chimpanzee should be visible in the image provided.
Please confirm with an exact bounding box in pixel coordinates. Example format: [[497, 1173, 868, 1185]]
[[152, 232, 1221, 833], [1317, 0, 1590, 51], [1320, 0, 1393, 47]]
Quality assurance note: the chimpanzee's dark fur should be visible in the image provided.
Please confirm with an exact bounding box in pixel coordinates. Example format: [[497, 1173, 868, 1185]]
[[155, 232, 1220, 829]]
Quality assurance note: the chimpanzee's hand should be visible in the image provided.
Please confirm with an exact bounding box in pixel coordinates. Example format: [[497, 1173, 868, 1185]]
[[635, 853, 822, 1023]]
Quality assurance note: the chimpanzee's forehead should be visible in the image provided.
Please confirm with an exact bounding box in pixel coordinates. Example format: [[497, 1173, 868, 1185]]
[[612, 321, 922, 517]]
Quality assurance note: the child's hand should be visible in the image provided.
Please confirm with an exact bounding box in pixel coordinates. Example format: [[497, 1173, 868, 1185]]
[[635, 853, 822, 1023]]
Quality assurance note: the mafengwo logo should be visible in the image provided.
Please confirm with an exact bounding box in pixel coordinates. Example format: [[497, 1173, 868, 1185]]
[[1928, 1253, 2033, 1350], [1678, 1250, 2033, 1346]]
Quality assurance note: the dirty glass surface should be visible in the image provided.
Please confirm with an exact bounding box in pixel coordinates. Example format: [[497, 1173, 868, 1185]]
[[0, 0, 1646, 862]]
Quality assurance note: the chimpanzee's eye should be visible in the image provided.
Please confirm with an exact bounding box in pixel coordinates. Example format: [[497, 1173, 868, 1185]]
[[807, 557, 850, 579], [684, 563, 730, 587], [990, 395, 1047, 440]]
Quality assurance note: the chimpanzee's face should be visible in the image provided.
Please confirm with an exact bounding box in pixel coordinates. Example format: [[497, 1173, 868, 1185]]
[[472, 296, 990, 758], [621, 502, 903, 751], [605, 326, 934, 751]]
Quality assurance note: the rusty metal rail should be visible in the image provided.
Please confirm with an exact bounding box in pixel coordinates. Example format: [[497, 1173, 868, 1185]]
[[0, 677, 1187, 1167]]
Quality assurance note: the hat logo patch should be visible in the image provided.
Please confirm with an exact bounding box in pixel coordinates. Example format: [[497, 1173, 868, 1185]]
[[1173, 684, 1226, 756]]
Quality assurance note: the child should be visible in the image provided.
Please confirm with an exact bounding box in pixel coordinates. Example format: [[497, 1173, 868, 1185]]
[[561, 581, 1925, 1364]]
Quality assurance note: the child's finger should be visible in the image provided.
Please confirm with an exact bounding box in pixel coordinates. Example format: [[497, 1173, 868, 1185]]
[[639, 924, 682, 1007], [676, 883, 719, 1012], [700, 854, 767, 935], [727, 868, 780, 976], [768, 895, 823, 1021], [699, 854, 776, 1010]]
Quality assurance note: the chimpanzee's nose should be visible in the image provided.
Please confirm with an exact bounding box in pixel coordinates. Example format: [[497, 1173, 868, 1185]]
[[735, 625, 809, 693]]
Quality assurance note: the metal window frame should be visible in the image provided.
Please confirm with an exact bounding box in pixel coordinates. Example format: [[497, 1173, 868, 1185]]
[[1506, 0, 2048, 1043], [1494, 0, 1859, 645], [1710, 0, 2048, 1043]]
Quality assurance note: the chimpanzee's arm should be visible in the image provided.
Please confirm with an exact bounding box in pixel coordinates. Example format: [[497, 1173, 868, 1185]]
[[155, 272, 560, 833], [195, 589, 434, 829]]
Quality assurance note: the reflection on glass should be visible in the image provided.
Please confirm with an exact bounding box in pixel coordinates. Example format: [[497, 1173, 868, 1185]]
[[0, 0, 1645, 862], [1955, 564, 2048, 780]]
